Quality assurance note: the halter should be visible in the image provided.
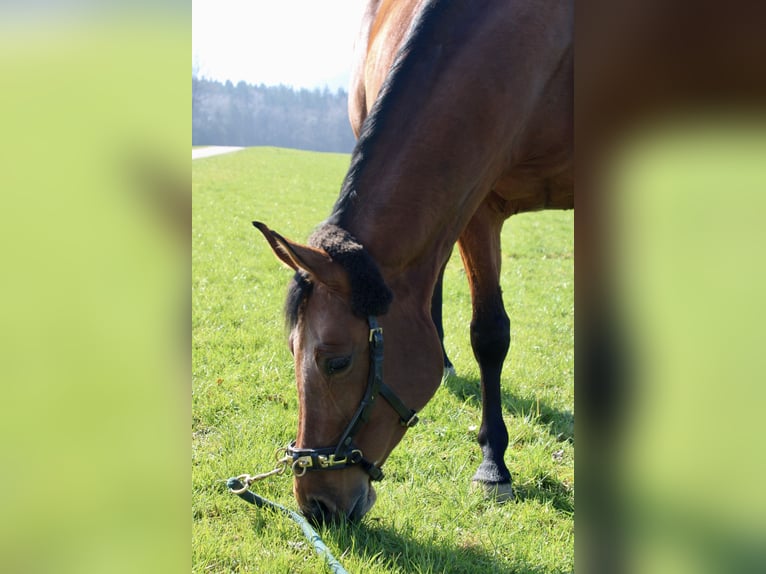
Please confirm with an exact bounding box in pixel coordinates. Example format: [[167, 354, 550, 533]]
[[286, 316, 419, 481]]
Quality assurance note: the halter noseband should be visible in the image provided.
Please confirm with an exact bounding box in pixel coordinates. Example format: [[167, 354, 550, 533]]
[[286, 316, 419, 481]]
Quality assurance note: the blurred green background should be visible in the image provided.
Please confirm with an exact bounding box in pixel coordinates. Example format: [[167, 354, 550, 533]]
[[604, 115, 766, 573], [0, 6, 189, 573]]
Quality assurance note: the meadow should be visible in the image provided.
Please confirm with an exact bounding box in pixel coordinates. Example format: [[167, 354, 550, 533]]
[[192, 147, 573, 573]]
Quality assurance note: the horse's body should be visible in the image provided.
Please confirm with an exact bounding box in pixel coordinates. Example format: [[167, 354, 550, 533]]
[[255, 0, 572, 523]]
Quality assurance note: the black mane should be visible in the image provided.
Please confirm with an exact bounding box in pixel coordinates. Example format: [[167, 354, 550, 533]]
[[285, 271, 313, 331], [284, 224, 393, 330], [285, 2, 462, 328], [328, 0, 459, 228]]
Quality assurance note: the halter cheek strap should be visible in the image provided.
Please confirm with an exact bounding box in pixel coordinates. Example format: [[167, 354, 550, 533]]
[[286, 316, 418, 482]]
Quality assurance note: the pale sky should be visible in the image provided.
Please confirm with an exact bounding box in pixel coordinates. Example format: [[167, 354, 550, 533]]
[[192, 0, 367, 90]]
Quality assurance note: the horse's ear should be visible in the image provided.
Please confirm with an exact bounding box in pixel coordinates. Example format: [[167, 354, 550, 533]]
[[252, 221, 349, 292], [253, 221, 301, 270]]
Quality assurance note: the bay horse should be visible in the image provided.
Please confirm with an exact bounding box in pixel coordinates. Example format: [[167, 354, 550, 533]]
[[254, 0, 572, 524]]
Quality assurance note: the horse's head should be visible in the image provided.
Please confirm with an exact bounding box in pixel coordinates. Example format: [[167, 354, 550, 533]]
[[253, 221, 443, 524]]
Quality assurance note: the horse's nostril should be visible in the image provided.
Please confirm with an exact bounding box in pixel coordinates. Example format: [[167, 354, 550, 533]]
[[304, 498, 337, 526], [302, 486, 374, 525], [313, 499, 330, 519]]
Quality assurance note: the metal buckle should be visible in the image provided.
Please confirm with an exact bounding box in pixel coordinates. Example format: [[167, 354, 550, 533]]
[[369, 326, 383, 342], [318, 449, 363, 469], [290, 448, 366, 476], [403, 412, 419, 428], [318, 453, 346, 468], [292, 455, 313, 477]]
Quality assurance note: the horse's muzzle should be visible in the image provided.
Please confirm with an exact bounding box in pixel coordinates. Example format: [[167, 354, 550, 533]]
[[297, 480, 377, 525]]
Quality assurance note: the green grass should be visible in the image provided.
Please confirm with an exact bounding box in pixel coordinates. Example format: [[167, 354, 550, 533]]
[[193, 147, 573, 573]]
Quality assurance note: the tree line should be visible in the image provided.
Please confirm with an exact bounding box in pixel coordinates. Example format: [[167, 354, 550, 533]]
[[192, 76, 357, 153]]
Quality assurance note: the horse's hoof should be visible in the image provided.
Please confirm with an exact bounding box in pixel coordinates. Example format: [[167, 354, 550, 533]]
[[471, 480, 514, 503], [443, 365, 457, 379]]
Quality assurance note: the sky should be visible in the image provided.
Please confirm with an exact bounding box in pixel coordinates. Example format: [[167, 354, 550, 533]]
[[193, 0, 367, 90]]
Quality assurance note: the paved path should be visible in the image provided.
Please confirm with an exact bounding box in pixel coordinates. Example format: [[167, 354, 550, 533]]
[[192, 146, 245, 160]]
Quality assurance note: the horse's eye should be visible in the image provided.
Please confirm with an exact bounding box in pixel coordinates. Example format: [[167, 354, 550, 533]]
[[324, 356, 352, 376]]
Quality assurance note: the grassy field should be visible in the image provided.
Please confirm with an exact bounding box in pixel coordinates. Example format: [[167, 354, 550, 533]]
[[192, 147, 574, 573]]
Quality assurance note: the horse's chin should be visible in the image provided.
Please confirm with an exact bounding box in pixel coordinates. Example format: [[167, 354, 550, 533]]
[[349, 482, 377, 522]]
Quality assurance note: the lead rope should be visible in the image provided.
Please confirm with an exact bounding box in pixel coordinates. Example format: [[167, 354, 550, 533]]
[[226, 460, 349, 574], [226, 478, 349, 574]]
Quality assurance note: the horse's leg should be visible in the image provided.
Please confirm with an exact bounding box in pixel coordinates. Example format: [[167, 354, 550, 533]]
[[431, 259, 455, 377], [457, 202, 513, 500]]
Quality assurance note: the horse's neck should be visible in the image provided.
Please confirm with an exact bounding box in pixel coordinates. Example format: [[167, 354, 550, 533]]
[[334, 0, 571, 300], [338, 162, 487, 282]]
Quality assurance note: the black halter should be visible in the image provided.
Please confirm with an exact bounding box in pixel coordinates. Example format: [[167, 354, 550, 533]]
[[286, 316, 419, 481]]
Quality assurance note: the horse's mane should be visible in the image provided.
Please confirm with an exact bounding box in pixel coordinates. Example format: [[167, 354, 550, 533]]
[[329, 0, 452, 228], [285, 271, 313, 331], [285, 224, 393, 330], [286, 2, 461, 329]]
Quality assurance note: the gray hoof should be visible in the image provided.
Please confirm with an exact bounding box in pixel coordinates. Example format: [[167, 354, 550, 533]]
[[471, 480, 514, 503]]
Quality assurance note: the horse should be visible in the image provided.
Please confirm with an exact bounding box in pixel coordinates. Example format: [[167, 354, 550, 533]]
[[254, 0, 572, 524]]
